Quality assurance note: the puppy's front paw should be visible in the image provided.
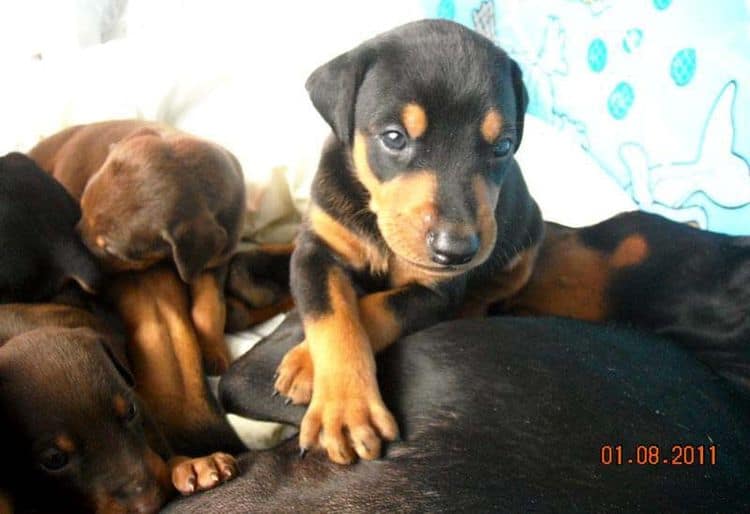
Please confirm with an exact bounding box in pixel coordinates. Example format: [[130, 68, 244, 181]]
[[274, 341, 313, 405], [170, 452, 237, 495], [300, 386, 398, 465]]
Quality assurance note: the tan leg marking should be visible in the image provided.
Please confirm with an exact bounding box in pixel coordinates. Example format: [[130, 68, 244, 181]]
[[110, 268, 218, 442], [276, 268, 398, 464], [190, 271, 230, 375]]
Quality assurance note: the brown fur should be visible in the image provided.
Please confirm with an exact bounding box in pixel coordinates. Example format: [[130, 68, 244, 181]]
[[29, 120, 245, 284], [0, 304, 237, 513]]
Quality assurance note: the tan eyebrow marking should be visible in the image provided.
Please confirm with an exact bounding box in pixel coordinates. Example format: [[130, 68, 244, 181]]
[[481, 108, 503, 143], [401, 102, 428, 139]]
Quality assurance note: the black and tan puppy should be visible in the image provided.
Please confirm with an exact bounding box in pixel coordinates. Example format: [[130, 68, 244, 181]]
[[0, 152, 101, 302], [0, 304, 237, 514], [29, 120, 246, 373], [274, 20, 543, 463], [503, 210, 750, 395]]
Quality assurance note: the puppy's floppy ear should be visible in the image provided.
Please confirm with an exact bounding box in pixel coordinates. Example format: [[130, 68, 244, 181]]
[[162, 214, 228, 284], [305, 46, 374, 145], [56, 239, 104, 294], [97, 334, 134, 387], [509, 58, 529, 149]]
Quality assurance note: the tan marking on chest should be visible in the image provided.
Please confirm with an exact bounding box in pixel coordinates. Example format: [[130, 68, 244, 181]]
[[309, 205, 389, 275]]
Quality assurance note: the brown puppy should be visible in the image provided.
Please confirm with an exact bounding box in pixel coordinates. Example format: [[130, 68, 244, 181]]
[[0, 304, 237, 514], [29, 119, 246, 373]]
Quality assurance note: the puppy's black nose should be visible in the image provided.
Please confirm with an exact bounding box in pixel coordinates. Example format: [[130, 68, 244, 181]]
[[428, 230, 480, 266]]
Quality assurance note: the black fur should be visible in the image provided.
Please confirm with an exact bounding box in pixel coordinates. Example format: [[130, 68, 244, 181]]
[[294, 19, 542, 331], [581, 211, 750, 394], [212, 314, 750, 513], [0, 152, 102, 302]]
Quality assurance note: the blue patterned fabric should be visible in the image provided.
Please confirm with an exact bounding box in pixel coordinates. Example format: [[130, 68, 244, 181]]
[[426, 0, 750, 235]]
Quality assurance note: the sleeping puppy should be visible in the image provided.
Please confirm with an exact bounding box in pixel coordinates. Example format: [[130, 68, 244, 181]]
[[29, 120, 246, 373], [274, 20, 543, 463], [0, 152, 101, 303], [0, 304, 237, 514]]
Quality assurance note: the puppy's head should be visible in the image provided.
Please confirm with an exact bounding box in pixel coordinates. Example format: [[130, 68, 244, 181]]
[[0, 328, 170, 513], [0, 152, 102, 301], [78, 130, 230, 283], [307, 20, 528, 274]]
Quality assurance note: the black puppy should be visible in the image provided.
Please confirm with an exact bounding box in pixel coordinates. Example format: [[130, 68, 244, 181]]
[[204, 314, 750, 513], [275, 19, 543, 464], [504, 211, 750, 395], [0, 152, 101, 302]]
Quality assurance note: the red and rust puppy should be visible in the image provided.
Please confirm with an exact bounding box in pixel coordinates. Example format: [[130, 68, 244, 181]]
[[0, 152, 101, 303], [0, 304, 237, 514], [274, 20, 543, 464], [29, 120, 246, 373], [503, 210, 750, 395]]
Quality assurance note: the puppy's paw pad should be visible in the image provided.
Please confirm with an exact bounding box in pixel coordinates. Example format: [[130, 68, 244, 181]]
[[274, 342, 313, 404], [171, 452, 237, 495]]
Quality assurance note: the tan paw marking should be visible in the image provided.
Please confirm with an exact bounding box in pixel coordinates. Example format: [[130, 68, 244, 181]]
[[171, 452, 237, 495], [274, 341, 313, 405], [299, 385, 398, 465]]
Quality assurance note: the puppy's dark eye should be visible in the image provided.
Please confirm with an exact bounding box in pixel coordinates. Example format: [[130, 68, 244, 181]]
[[492, 138, 513, 158], [380, 130, 407, 151], [125, 402, 138, 423], [40, 448, 70, 472]]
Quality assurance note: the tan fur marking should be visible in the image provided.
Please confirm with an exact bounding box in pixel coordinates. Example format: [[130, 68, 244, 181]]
[[611, 234, 649, 268], [309, 205, 388, 275], [353, 132, 441, 268], [505, 226, 610, 321], [401, 102, 428, 139], [481, 108, 503, 143], [113, 394, 129, 417], [55, 435, 76, 453], [359, 289, 405, 352], [109, 267, 221, 441], [190, 272, 229, 375], [304, 268, 373, 377]]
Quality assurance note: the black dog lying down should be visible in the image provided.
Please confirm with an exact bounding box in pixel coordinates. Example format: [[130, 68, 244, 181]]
[[504, 211, 750, 396], [165, 314, 750, 512]]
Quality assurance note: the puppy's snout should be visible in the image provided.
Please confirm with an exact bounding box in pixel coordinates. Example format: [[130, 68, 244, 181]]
[[427, 228, 479, 266]]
